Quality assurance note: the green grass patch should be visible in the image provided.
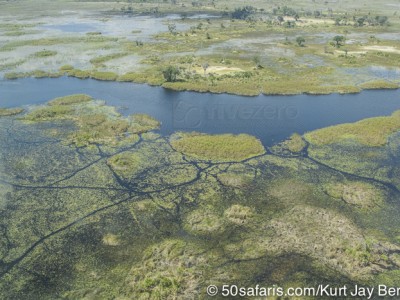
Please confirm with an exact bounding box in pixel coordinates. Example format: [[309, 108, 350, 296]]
[[48, 94, 93, 106], [90, 53, 128, 66], [359, 80, 399, 90], [59, 65, 74, 71], [305, 110, 400, 146], [129, 114, 160, 133], [32, 50, 57, 58], [0, 107, 24, 117], [23, 105, 74, 122], [280, 133, 307, 153], [67, 69, 91, 79], [90, 71, 118, 81], [171, 133, 265, 161]]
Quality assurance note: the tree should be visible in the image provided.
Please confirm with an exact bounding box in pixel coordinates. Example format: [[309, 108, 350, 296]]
[[253, 56, 261, 68], [356, 16, 366, 27], [333, 35, 345, 48], [232, 6, 256, 20], [168, 23, 177, 35], [162, 66, 180, 82], [202, 63, 209, 75], [296, 36, 305, 47], [375, 15, 388, 26]]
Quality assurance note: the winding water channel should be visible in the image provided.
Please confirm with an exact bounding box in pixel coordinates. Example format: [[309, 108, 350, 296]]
[[1, 77, 400, 146]]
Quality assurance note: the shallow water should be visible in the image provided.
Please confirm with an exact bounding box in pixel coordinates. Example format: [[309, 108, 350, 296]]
[[1, 77, 399, 146]]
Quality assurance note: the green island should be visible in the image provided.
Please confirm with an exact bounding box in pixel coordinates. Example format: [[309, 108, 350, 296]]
[[1, 95, 400, 299]]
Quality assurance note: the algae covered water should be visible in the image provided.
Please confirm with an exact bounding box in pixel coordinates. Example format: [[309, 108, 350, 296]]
[[1, 79, 400, 299]]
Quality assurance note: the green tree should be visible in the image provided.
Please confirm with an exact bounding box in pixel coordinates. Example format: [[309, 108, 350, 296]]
[[253, 56, 262, 68], [162, 66, 180, 82], [296, 36, 305, 47], [168, 23, 177, 35], [333, 35, 345, 48]]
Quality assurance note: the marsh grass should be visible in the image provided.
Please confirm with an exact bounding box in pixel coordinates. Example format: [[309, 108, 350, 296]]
[[0, 107, 24, 117], [4, 70, 62, 79], [129, 114, 160, 133], [305, 110, 400, 146], [279, 133, 307, 153], [23, 105, 74, 121], [0, 36, 119, 52], [324, 181, 384, 209], [22, 95, 159, 147], [90, 71, 118, 81], [32, 50, 57, 58], [48, 94, 93, 106], [171, 133, 265, 161], [359, 80, 399, 90], [90, 53, 128, 66]]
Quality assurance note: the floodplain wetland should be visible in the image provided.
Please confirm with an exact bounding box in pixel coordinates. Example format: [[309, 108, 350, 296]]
[[1, 0, 400, 299]]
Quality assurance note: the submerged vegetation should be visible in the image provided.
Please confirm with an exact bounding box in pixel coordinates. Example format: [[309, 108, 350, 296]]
[[1, 94, 400, 298], [0, 107, 24, 116], [22, 94, 159, 147]]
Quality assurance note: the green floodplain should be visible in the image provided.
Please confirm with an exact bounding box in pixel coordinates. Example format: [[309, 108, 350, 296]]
[[1, 0, 400, 299], [1, 95, 400, 299], [0, 0, 400, 96]]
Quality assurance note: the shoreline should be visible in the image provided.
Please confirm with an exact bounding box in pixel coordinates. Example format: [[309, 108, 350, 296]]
[[2, 72, 399, 97]]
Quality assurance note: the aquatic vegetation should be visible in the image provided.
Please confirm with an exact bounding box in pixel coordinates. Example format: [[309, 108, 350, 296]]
[[223, 204, 253, 225], [48, 94, 93, 106], [271, 133, 307, 154], [305, 110, 400, 146], [359, 80, 399, 90], [22, 95, 159, 147], [217, 173, 251, 188], [2, 96, 400, 299], [170, 133, 265, 162], [0, 107, 24, 117], [32, 50, 57, 58], [125, 239, 206, 299], [90, 71, 118, 81], [323, 181, 385, 209], [184, 209, 225, 236], [23, 105, 74, 121], [107, 152, 142, 178], [66, 68, 91, 79], [129, 113, 160, 133], [90, 53, 128, 66]]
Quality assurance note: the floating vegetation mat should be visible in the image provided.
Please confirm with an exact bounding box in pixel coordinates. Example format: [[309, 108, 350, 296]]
[[1, 97, 400, 299]]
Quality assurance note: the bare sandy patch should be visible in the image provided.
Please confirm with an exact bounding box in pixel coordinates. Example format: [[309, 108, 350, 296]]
[[363, 45, 400, 54], [193, 65, 243, 75]]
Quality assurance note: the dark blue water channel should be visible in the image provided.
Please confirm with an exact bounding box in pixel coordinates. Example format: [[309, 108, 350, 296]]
[[1, 77, 399, 146]]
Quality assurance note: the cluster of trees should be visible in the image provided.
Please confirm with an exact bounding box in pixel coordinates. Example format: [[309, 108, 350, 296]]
[[272, 6, 299, 20], [163, 66, 180, 82], [231, 6, 257, 20], [335, 15, 389, 27]]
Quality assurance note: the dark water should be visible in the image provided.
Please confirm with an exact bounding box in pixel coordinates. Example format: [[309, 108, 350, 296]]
[[1, 77, 399, 146]]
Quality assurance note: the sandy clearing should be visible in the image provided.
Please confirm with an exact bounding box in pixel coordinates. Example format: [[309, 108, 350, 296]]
[[363, 45, 400, 54], [193, 65, 244, 75]]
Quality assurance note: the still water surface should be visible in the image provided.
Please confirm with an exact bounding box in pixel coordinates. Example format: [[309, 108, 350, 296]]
[[1, 77, 399, 146]]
